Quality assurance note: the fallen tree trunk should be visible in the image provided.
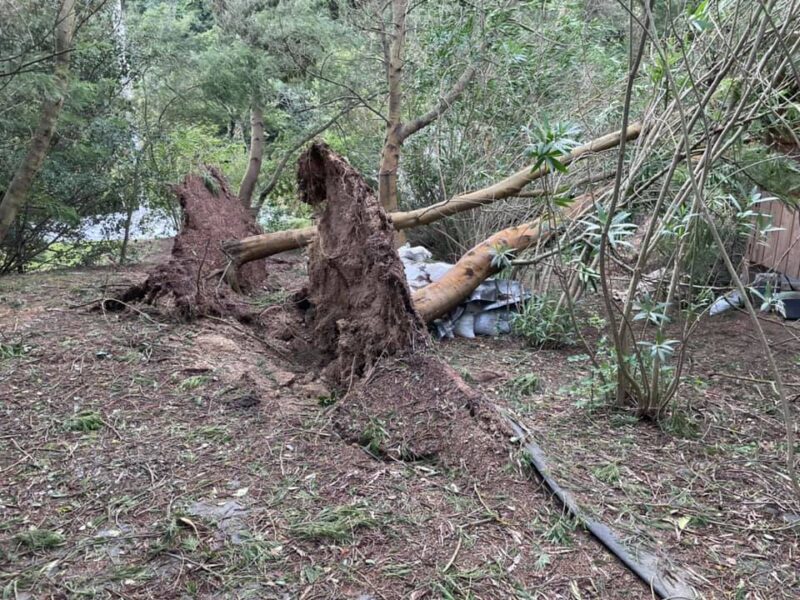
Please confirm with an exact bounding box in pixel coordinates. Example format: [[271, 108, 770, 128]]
[[222, 123, 642, 265], [412, 190, 600, 322]]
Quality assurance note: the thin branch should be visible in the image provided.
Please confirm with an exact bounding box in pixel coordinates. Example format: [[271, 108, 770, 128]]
[[399, 60, 481, 141], [254, 101, 363, 211]]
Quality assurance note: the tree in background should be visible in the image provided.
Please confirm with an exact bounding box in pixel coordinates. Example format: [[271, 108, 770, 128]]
[[0, 0, 77, 246]]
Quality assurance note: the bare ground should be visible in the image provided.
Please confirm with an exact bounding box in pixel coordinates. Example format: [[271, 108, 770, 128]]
[[1, 250, 798, 599]]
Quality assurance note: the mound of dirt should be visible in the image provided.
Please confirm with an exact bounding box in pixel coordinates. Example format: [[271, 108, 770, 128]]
[[111, 168, 266, 318], [334, 355, 512, 465], [298, 142, 426, 383]]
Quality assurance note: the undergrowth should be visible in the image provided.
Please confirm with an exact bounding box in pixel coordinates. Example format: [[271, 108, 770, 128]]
[[512, 294, 575, 348]]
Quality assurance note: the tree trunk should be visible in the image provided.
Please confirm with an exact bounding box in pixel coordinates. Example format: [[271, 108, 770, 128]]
[[221, 124, 642, 265], [119, 203, 134, 265], [0, 0, 76, 245], [238, 104, 265, 208], [378, 125, 403, 213], [378, 0, 408, 214], [376, 0, 482, 244], [412, 190, 599, 322]]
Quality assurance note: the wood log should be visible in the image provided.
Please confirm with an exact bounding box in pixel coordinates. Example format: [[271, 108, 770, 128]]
[[412, 191, 599, 322]]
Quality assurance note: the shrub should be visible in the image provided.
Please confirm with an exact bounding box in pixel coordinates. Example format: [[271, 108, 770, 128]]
[[512, 294, 575, 348]]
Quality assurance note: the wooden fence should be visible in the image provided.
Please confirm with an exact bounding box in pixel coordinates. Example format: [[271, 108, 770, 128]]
[[746, 200, 800, 278]]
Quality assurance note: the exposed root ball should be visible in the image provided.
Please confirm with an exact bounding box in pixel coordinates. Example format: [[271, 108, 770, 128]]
[[110, 168, 266, 318], [298, 142, 426, 383]]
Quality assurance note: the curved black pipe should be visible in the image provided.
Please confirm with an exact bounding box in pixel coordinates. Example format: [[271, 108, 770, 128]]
[[504, 415, 695, 600]]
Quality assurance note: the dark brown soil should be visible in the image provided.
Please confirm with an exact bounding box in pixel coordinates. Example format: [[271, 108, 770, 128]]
[[334, 355, 510, 464], [298, 142, 426, 383], [0, 257, 648, 599], [111, 167, 267, 318]]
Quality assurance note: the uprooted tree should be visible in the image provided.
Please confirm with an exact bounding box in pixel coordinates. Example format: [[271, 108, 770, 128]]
[[113, 137, 616, 329], [110, 168, 266, 318], [298, 142, 427, 383], [297, 140, 511, 468]]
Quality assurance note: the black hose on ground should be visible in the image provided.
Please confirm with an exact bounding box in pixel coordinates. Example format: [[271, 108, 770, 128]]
[[504, 414, 696, 600]]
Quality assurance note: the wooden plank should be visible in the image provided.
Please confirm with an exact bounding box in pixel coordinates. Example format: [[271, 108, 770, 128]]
[[745, 200, 800, 277], [782, 208, 800, 278], [770, 201, 784, 269]]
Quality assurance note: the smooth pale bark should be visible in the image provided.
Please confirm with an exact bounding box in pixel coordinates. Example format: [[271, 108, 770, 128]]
[[238, 105, 265, 207], [391, 123, 641, 229], [0, 0, 76, 244], [221, 123, 642, 265], [412, 191, 598, 322]]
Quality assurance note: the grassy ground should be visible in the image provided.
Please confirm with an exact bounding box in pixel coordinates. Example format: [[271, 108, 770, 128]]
[[1, 253, 798, 599]]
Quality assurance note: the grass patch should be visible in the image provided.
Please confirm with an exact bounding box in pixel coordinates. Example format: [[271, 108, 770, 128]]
[[317, 391, 339, 407], [0, 341, 30, 359], [592, 462, 620, 484], [290, 504, 377, 543], [609, 412, 638, 428], [178, 375, 210, 391], [253, 289, 291, 308], [192, 425, 231, 443], [360, 418, 387, 456], [433, 567, 489, 599], [544, 514, 576, 546], [228, 534, 283, 568], [661, 408, 699, 439], [107, 565, 153, 582], [505, 373, 540, 399], [64, 410, 103, 432], [15, 529, 65, 550]]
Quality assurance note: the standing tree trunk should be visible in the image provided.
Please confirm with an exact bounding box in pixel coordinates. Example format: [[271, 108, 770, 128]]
[[377, 0, 407, 215], [0, 0, 76, 245], [238, 104, 265, 208], [376, 0, 482, 234]]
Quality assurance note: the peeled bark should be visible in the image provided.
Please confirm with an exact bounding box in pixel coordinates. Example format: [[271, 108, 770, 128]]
[[221, 123, 642, 265], [412, 191, 599, 322], [238, 104, 265, 207], [0, 0, 76, 244]]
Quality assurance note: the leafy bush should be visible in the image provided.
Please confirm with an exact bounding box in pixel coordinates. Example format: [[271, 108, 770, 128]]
[[512, 294, 575, 348]]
